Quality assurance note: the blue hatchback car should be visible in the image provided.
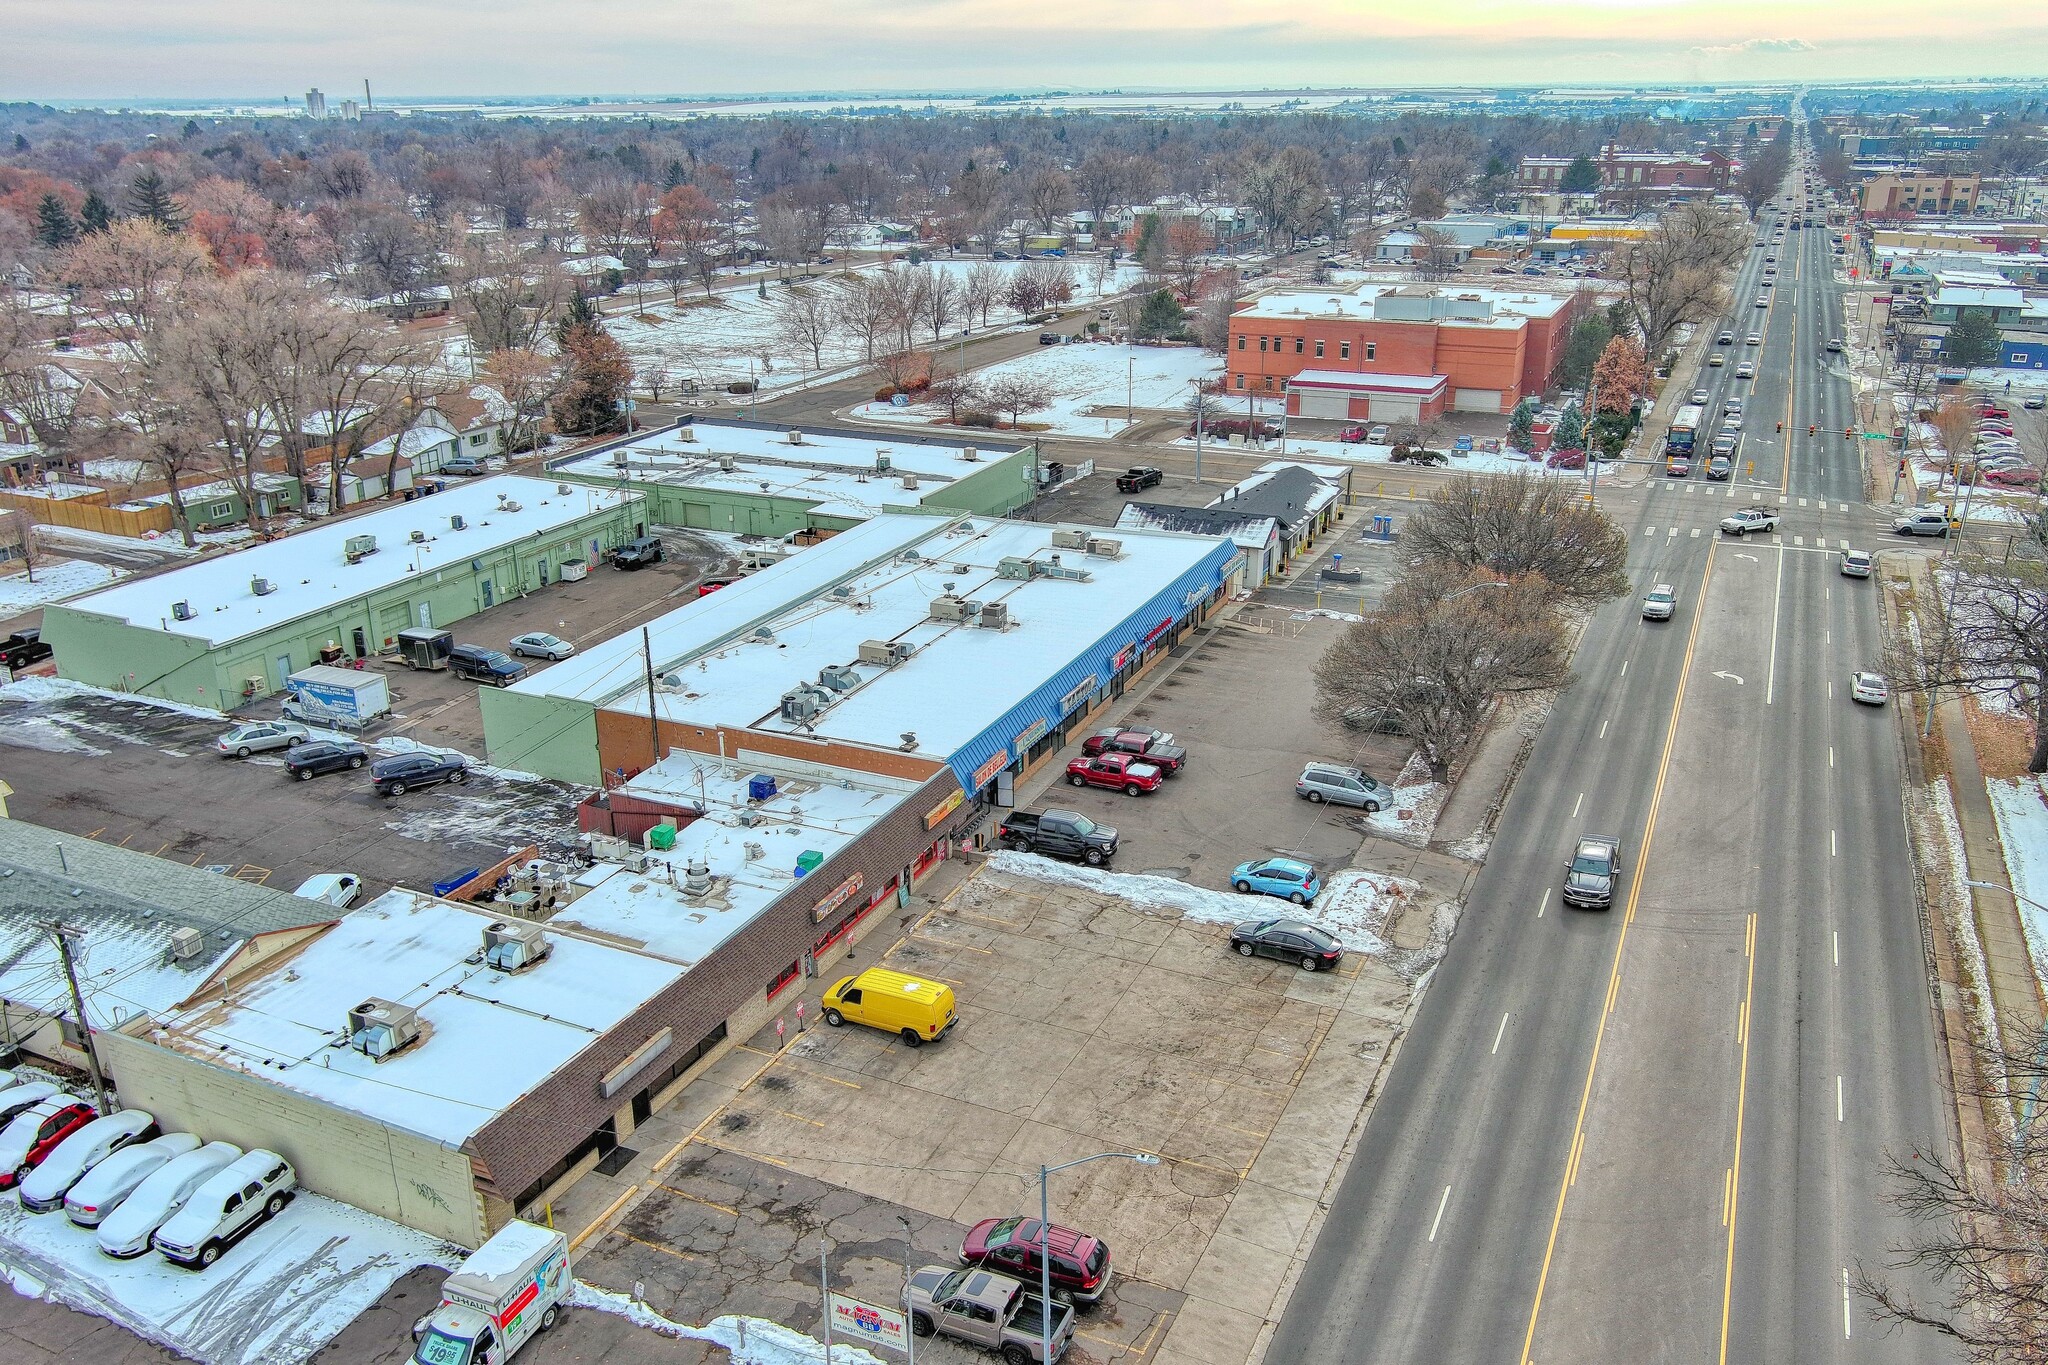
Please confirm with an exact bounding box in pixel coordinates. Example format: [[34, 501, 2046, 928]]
[[1231, 857, 1321, 905]]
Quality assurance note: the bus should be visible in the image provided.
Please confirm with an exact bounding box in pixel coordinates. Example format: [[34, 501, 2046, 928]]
[[1666, 404, 1705, 454]]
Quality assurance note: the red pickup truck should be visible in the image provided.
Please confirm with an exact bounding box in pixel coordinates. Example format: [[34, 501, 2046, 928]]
[[1080, 727, 1187, 774], [1065, 752, 1165, 796]]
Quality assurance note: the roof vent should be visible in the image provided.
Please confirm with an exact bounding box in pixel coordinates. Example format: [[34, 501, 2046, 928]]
[[251, 577, 275, 596], [557, 483, 573, 495], [750, 626, 777, 644], [901, 474, 919, 490], [960, 445, 979, 462], [682, 860, 714, 896], [788, 430, 804, 445], [450, 514, 466, 530], [717, 455, 736, 472], [875, 451, 893, 471], [347, 998, 422, 1061], [612, 451, 631, 466], [483, 920, 551, 973], [409, 529, 428, 543], [168, 926, 206, 964]]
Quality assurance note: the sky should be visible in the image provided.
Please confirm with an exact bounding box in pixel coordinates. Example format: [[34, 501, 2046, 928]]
[[4, 0, 2045, 101]]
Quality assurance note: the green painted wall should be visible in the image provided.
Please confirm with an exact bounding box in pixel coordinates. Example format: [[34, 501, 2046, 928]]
[[921, 449, 1037, 517], [43, 504, 635, 706], [478, 686, 602, 785]]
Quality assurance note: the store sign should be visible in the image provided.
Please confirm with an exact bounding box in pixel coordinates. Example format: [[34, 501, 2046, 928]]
[[1059, 676, 1097, 713], [1141, 617, 1173, 647], [1015, 719, 1049, 749], [1112, 645, 1136, 671], [972, 749, 1010, 789], [829, 1294, 909, 1354], [599, 1028, 673, 1099], [811, 873, 863, 923], [923, 788, 965, 830]]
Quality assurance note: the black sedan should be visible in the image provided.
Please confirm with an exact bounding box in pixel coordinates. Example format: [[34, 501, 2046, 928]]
[[1230, 919, 1344, 972], [371, 751, 468, 797], [284, 740, 369, 781], [1115, 466, 1164, 494]]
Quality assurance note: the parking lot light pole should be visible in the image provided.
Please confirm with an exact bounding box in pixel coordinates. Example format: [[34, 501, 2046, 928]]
[[1038, 1152, 1159, 1364]]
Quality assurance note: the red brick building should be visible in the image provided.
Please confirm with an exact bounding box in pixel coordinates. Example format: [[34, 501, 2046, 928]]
[[1226, 285, 1582, 421], [1517, 148, 1731, 198]]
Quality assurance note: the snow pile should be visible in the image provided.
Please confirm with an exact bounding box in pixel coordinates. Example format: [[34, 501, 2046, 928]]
[[0, 673, 229, 721], [573, 1280, 888, 1365], [0, 1189, 459, 1365], [1988, 775, 2048, 997], [0, 559, 126, 615], [1364, 764, 1448, 846], [983, 850, 1415, 955]]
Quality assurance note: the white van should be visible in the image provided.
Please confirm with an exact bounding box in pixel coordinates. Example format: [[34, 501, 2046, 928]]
[[18, 1109, 157, 1212], [65, 1133, 201, 1226], [98, 1141, 242, 1258], [153, 1148, 296, 1268]]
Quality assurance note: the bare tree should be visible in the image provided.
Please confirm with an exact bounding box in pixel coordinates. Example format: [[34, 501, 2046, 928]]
[[61, 219, 213, 364], [450, 237, 568, 354], [1892, 554, 2048, 772], [774, 283, 836, 371], [918, 267, 959, 344], [961, 262, 1004, 329], [982, 373, 1056, 429], [950, 163, 1009, 252], [757, 188, 837, 272], [1401, 473, 1633, 609], [1612, 202, 1750, 356], [1025, 168, 1075, 236], [926, 365, 984, 423], [830, 274, 896, 363], [577, 177, 649, 264], [1313, 571, 1575, 780], [1414, 225, 1461, 281], [484, 347, 562, 455]]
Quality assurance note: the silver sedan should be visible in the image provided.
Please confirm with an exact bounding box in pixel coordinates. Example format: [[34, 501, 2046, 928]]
[[509, 632, 576, 661]]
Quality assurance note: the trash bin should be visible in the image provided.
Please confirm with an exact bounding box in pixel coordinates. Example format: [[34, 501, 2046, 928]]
[[795, 850, 825, 878], [647, 823, 677, 851]]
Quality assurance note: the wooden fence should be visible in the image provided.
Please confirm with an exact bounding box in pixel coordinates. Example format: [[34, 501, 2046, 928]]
[[0, 488, 175, 537]]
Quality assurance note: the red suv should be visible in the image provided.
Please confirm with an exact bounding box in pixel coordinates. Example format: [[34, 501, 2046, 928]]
[[962, 1216, 1114, 1304], [0, 1099, 97, 1189]]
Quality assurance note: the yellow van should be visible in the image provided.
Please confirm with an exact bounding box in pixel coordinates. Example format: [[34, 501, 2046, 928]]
[[821, 968, 957, 1047]]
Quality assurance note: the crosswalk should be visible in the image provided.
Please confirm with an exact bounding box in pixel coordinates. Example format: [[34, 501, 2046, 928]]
[[1637, 525, 1859, 548], [1645, 482, 1854, 514]]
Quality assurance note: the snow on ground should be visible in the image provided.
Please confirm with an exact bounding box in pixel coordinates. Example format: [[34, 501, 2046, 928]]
[[1364, 753, 1448, 845], [1989, 775, 2048, 997], [849, 344, 1221, 437], [574, 1281, 888, 1365], [595, 259, 1143, 397], [0, 673, 228, 721], [0, 1185, 458, 1365], [0, 559, 126, 616], [984, 849, 1419, 956], [81, 459, 152, 484], [1175, 434, 1565, 478]]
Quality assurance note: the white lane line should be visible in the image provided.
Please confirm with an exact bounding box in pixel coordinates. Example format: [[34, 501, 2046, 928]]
[[1599, 719, 1609, 739], [1837, 1075, 1845, 1122], [1429, 1184, 1452, 1242], [1538, 886, 1550, 919], [1830, 746, 1835, 768], [1620, 659, 1629, 678], [1843, 1267, 1854, 1339], [1832, 830, 1838, 857], [1767, 545, 1786, 705], [1572, 792, 1585, 818], [1492, 1012, 1510, 1055], [1833, 930, 1839, 965]]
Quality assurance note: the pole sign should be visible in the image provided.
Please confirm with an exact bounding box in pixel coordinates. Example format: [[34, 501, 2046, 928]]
[[828, 1294, 910, 1354]]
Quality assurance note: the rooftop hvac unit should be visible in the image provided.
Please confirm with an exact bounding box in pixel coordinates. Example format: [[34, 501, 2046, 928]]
[[251, 577, 276, 596], [171, 601, 195, 621], [788, 430, 805, 445], [875, 451, 892, 471], [1085, 537, 1124, 558], [483, 920, 551, 973], [674, 425, 696, 442], [780, 683, 831, 722], [168, 926, 206, 964], [409, 529, 428, 543], [557, 483, 573, 495], [901, 474, 919, 490], [450, 514, 466, 531], [343, 534, 378, 562], [929, 593, 972, 622], [717, 455, 737, 472], [1040, 554, 1093, 583], [961, 445, 979, 462], [612, 451, 631, 467], [347, 998, 422, 1061], [858, 638, 913, 666], [997, 556, 1036, 580], [818, 663, 860, 692], [1051, 529, 1090, 550], [978, 602, 1010, 630]]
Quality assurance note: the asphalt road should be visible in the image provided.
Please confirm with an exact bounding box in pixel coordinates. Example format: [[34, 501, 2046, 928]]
[[1267, 140, 1958, 1364]]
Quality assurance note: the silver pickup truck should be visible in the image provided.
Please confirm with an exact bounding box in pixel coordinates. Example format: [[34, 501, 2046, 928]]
[[905, 1265, 1074, 1364]]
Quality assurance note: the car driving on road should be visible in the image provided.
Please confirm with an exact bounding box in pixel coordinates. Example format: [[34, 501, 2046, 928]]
[[1719, 506, 1780, 536], [1562, 835, 1622, 910], [1851, 672, 1890, 706], [1641, 584, 1677, 621], [1892, 509, 1953, 537]]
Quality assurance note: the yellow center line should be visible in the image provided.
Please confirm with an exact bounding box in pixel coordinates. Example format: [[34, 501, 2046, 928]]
[[1719, 911, 1760, 1362], [1520, 538, 1722, 1364]]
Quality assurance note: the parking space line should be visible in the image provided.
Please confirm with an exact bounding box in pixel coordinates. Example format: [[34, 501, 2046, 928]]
[[608, 1229, 700, 1262], [654, 1182, 739, 1217], [83, 826, 105, 840], [915, 934, 993, 954], [697, 1139, 791, 1169], [778, 1110, 826, 1129], [570, 1183, 642, 1251]]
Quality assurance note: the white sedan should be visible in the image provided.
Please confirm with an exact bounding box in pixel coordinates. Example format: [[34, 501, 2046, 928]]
[[292, 873, 361, 908], [509, 632, 577, 661], [1851, 672, 1890, 706]]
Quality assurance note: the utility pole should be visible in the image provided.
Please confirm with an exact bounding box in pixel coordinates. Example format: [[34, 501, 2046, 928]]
[[641, 627, 661, 770], [48, 922, 109, 1115]]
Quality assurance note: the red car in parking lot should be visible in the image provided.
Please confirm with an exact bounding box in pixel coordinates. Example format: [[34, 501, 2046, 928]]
[[1065, 752, 1165, 796], [0, 1099, 98, 1190], [962, 1216, 1114, 1305]]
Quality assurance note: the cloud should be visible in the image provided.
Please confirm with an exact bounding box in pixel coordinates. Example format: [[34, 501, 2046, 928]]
[[1690, 36, 1817, 57]]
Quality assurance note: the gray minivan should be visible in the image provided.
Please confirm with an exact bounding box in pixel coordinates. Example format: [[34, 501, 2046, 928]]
[[1295, 763, 1391, 812]]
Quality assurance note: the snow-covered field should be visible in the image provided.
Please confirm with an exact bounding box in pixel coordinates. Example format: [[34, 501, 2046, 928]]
[[0, 559, 126, 617], [0, 1183, 458, 1365], [1989, 775, 2048, 996], [593, 258, 1144, 396], [848, 343, 1222, 437], [985, 849, 1420, 957], [1182, 433, 1567, 479]]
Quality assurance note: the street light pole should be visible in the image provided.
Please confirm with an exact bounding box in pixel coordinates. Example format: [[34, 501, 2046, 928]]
[[1037, 1152, 1159, 1364], [1190, 380, 1207, 484]]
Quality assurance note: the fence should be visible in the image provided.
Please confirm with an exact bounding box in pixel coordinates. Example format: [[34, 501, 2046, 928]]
[[0, 488, 175, 537]]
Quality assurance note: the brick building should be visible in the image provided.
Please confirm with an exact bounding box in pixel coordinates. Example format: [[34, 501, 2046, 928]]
[[1856, 172, 1981, 217], [1226, 284, 1581, 421], [1516, 148, 1731, 197]]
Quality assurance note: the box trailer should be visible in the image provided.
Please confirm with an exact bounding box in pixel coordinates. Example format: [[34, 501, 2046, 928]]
[[281, 666, 391, 727]]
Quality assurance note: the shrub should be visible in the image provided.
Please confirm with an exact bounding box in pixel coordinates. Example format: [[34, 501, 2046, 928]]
[[727, 380, 757, 395], [875, 385, 899, 402], [958, 410, 999, 429]]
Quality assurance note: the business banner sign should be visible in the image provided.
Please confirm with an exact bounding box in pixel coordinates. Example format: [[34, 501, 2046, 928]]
[[811, 873, 864, 923], [1058, 676, 1097, 713], [971, 749, 1010, 790], [829, 1294, 909, 1353]]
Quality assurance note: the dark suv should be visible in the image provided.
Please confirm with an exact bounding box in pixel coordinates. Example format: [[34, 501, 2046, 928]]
[[1562, 835, 1621, 910], [371, 751, 467, 797], [447, 644, 526, 687], [284, 740, 369, 781], [961, 1216, 1114, 1305]]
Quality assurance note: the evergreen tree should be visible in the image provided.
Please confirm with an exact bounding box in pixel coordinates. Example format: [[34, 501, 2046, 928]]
[[34, 194, 78, 249], [550, 323, 634, 437], [126, 169, 185, 229], [1554, 403, 1586, 452], [12, 134, 27, 153], [1944, 309, 1999, 368], [182, 118, 202, 140], [80, 191, 112, 235], [1560, 156, 1601, 195], [555, 292, 599, 342], [662, 159, 690, 192], [1507, 400, 1537, 452], [1134, 289, 1188, 341]]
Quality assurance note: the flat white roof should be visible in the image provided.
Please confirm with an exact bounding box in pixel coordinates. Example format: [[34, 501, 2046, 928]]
[[553, 422, 1025, 520], [550, 756, 915, 965], [151, 891, 685, 1147], [1237, 283, 1570, 322], [61, 476, 637, 646], [516, 511, 1232, 759]]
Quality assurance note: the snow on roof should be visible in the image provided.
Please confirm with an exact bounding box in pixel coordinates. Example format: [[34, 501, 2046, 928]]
[[1935, 284, 2026, 309], [1236, 283, 1570, 322], [554, 422, 1024, 521], [549, 758, 915, 965], [152, 891, 686, 1147], [62, 476, 637, 647], [517, 511, 1233, 759], [1117, 501, 1278, 551], [1287, 370, 1448, 394]]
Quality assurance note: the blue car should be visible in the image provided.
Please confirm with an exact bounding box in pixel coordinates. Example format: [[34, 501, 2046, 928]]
[[1231, 857, 1321, 905]]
